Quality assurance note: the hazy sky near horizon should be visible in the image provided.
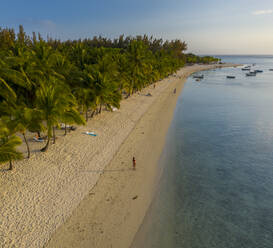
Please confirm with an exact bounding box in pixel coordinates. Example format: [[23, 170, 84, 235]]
[[1, 0, 273, 54]]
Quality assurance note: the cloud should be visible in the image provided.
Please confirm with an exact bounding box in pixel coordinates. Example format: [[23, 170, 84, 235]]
[[252, 9, 273, 15]]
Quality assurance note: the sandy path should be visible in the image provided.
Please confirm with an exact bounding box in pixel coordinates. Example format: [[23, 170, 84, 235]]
[[0, 64, 236, 248]]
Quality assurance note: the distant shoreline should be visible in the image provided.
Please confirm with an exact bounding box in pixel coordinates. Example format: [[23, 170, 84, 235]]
[[44, 63, 238, 248]]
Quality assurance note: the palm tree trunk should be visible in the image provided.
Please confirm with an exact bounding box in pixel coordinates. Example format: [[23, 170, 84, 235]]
[[9, 160, 13, 170], [41, 128, 51, 152], [23, 132, 30, 158], [53, 126, 56, 144], [91, 110, 95, 118], [64, 123, 67, 136], [86, 111, 88, 122], [41, 136, 50, 152], [128, 87, 131, 97], [99, 104, 102, 114], [9, 161, 13, 170]]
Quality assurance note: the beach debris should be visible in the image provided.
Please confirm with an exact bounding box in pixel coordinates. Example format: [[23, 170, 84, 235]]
[[146, 93, 152, 96], [132, 195, 138, 200], [84, 131, 97, 136]]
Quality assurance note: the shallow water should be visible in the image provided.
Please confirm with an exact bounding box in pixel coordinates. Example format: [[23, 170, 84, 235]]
[[131, 56, 273, 248]]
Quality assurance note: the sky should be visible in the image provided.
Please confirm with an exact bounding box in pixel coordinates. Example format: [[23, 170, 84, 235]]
[[1, 0, 273, 55]]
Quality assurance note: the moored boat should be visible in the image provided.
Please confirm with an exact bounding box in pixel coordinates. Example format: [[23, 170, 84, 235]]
[[246, 72, 256, 76], [193, 75, 204, 79], [226, 76, 236, 79], [254, 70, 263, 73]]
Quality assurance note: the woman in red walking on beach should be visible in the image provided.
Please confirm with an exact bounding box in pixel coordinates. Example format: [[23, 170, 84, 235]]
[[132, 157, 136, 170]]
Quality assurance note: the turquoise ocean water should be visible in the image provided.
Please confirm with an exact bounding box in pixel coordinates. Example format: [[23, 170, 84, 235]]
[[131, 56, 273, 248]]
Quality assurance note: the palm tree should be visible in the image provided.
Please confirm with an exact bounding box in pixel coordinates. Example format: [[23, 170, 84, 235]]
[[0, 77, 17, 100], [61, 106, 86, 135], [0, 122, 23, 170], [126, 40, 149, 95], [36, 79, 65, 151], [74, 87, 94, 121], [91, 69, 121, 113], [8, 106, 36, 158], [0, 58, 18, 101], [0, 46, 42, 113], [69, 43, 90, 70], [36, 77, 84, 151], [114, 53, 131, 94], [31, 41, 60, 79]]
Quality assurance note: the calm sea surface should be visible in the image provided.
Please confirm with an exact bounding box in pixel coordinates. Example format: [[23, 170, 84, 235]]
[[131, 56, 273, 248]]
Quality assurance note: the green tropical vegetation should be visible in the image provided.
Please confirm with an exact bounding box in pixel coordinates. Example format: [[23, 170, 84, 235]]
[[185, 53, 220, 64], [0, 121, 23, 170], [0, 25, 219, 170]]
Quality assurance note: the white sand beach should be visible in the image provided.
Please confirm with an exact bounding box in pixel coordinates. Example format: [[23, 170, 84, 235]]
[[0, 64, 236, 248]]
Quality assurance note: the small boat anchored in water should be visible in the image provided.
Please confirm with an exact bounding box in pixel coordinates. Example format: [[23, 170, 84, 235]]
[[226, 76, 236, 79], [254, 70, 263, 73], [193, 75, 204, 79], [246, 72, 256, 76]]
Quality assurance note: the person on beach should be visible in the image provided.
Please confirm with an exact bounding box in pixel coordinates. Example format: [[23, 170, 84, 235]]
[[132, 157, 136, 170], [173, 88, 176, 94]]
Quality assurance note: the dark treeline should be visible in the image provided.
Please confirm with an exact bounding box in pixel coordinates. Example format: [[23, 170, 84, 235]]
[[186, 53, 220, 64], [0, 25, 219, 169]]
